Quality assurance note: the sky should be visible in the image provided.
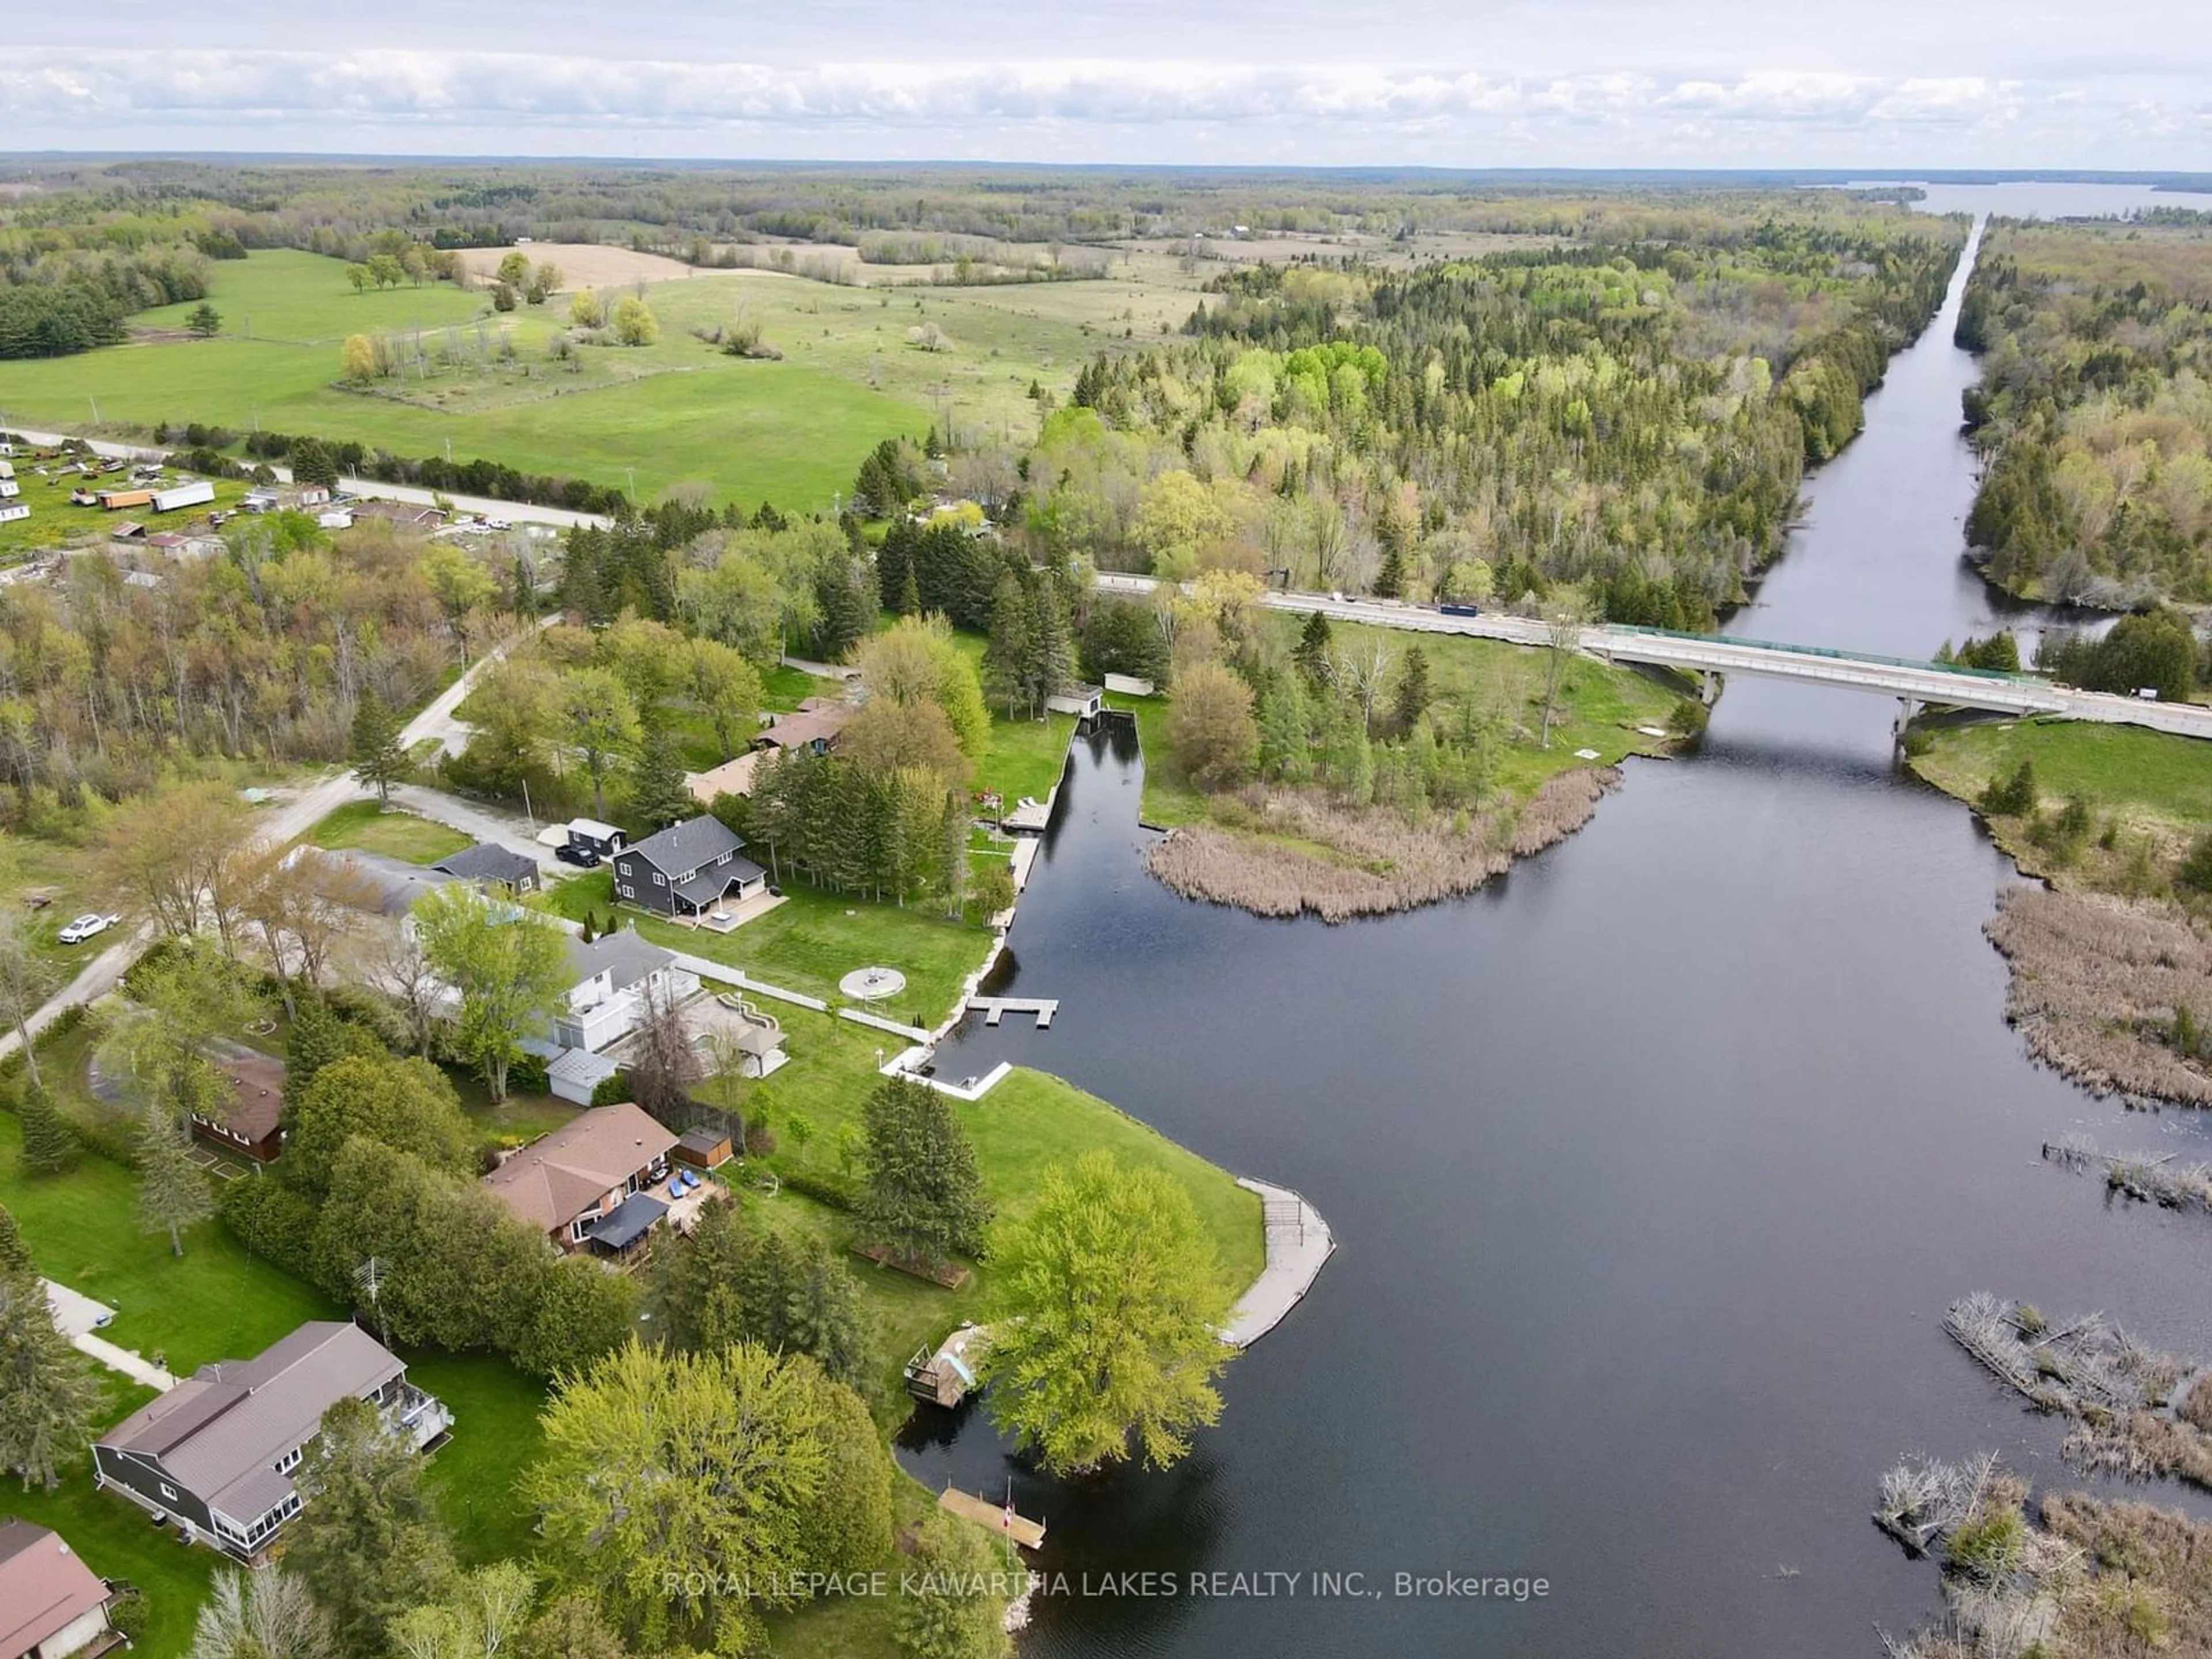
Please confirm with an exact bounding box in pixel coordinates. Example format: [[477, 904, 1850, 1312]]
[[3, 1, 2208, 169]]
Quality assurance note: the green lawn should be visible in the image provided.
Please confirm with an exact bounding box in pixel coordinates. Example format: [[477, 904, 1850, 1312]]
[[0, 461, 253, 562], [308, 800, 472, 864], [1912, 718, 2212, 836], [546, 870, 993, 1026], [406, 1354, 550, 1566]]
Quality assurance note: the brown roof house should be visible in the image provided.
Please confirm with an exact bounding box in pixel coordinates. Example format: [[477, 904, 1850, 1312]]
[[752, 695, 857, 756], [0, 1522, 119, 1659], [483, 1102, 677, 1256], [92, 1321, 450, 1563], [187, 1042, 287, 1164]]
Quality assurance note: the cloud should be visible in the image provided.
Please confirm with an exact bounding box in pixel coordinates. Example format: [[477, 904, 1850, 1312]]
[[0, 51, 2205, 166]]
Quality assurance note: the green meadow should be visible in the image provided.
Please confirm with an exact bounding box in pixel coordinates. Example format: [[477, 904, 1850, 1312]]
[[0, 248, 1202, 512]]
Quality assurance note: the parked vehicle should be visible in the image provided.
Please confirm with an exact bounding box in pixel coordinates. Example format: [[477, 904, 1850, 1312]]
[[554, 843, 601, 869], [56, 912, 122, 944]]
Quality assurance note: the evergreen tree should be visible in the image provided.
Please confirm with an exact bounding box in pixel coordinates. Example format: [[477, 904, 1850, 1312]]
[[1293, 610, 1334, 686], [1392, 645, 1432, 734], [1373, 543, 1405, 599], [17, 1083, 79, 1175], [0, 1277, 103, 1490], [348, 690, 410, 807], [858, 1076, 991, 1271], [137, 1096, 215, 1257], [286, 1396, 457, 1655], [897, 564, 922, 619], [894, 1510, 1014, 1659], [627, 725, 695, 832], [1025, 578, 1075, 711], [0, 1203, 36, 1287], [982, 571, 1033, 718], [877, 521, 916, 614]]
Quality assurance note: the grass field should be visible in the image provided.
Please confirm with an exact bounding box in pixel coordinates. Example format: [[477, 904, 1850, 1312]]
[[0, 248, 1207, 513], [0, 457, 253, 562], [308, 800, 473, 863], [1912, 718, 2212, 836]]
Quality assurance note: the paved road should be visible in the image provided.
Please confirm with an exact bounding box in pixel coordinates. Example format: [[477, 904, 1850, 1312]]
[[0, 626, 548, 1062], [2, 425, 611, 531]]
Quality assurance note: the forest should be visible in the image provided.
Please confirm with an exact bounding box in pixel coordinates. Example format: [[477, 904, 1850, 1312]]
[[1957, 217, 2212, 605]]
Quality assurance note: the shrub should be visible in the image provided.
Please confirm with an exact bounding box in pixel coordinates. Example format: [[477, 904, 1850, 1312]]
[[2179, 832, 2212, 897], [1978, 757, 2037, 818], [1945, 1505, 2027, 1579]]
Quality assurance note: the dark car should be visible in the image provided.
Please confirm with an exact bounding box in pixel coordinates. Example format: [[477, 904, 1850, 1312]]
[[554, 842, 601, 869]]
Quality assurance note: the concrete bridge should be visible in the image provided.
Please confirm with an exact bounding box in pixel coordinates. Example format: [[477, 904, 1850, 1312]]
[[1093, 573, 2212, 741]]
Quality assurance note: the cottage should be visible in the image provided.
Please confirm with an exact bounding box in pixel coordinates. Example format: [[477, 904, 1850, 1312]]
[[554, 929, 699, 1058], [482, 1102, 678, 1253], [611, 816, 766, 919], [430, 841, 540, 895], [92, 1323, 449, 1562], [0, 1522, 118, 1659], [319, 848, 455, 916], [351, 499, 446, 531], [187, 1046, 286, 1164], [752, 696, 857, 756]]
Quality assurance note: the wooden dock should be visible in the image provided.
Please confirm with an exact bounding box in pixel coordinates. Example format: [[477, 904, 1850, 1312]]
[[904, 1322, 989, 1407], [939, 1486, 1046, 1550], [968, 995, 1058, 1029]]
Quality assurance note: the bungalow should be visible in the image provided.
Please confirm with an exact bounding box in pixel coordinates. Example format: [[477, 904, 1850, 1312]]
[[752, 696, 857, 757], [554, 929, 699, 1060], [482, 1102, 677, 1255], [187, 1045, 287, 1165], [92, 1322, 449, 1563], [611, 816, 765, 919], [0, 1522, 119, 1659], [319, 848, 456, 916], [684, 751, 760, 805], [351, 499, 446, 531], [430, 841, 540, 895]]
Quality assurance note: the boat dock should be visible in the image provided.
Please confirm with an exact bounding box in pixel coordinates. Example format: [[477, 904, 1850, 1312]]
[[968, 995, 1058, 1029], [1222, 1178, 1337, 1347], [905, 1322, 989, 1407], [939, 1486, 1047, 1550]]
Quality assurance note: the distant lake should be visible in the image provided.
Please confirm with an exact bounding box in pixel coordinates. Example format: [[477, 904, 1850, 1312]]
[[1846, 178, 2212, 218]]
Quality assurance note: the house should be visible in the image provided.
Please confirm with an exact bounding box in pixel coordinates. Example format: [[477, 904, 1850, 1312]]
[[752, 696, 857, 756], [482, 1103, 677, 1253], [431, 842, 540, 895], [612, 816, 766, 919], [351, 500, 446, 531], [320, 848, 456, 916], [294, 485, 331, 509], [555, 929, 699, 1060], [684, 751, 760, 805], [0, 1522, 118, 1659], [566, 819, 627, 859], [187, 1045, 287, 1165], [144, 532, 188, 554], [92, 1322, 449, 1562]]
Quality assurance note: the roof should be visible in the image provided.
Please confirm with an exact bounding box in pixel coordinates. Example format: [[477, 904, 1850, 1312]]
[[586, 1191, 668, 1251], [677, 1128, 729, 1155], [563, 928, 675, 995], [205, 1044, 286, 1145], [669, 859, 765, 909], [685, 752, 760, 804], [323, 849, 456, 916], [622, 815, 744, 876], [96, 1323, 405, 1526], [547, 1048, 620, 1090], [431, 842, 537, 885], [0, 1521, 111, 1659], [755, 701, 857, 752], [567, 817, 623, 843], [482, 1103, 677, 1233]]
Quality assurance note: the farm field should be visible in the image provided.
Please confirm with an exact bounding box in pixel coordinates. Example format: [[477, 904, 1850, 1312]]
[[0, 246, 1210, 512]]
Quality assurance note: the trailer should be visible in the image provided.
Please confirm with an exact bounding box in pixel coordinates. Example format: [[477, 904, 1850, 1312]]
[[153, 479, 215, 513], [96, 488, 154, 511], [0, 479, 17, 500], [0, 503, 28, 525], [0, 459, 16, 479]]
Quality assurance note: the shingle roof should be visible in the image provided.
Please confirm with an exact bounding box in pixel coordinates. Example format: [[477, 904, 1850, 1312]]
[[563, 929, 674, 995], [96, 1323, 404, 1526], [0, 1521, 111, 1659], [431, 842, 537, 885], [481, 1103, 677, 1233], [324, 849, 456, 916], [669, 859, 765, 908], [623, 815, 744, 876]]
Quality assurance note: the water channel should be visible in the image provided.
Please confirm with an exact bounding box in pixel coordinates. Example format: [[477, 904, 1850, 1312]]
[[898, 183, 2212, 1658]]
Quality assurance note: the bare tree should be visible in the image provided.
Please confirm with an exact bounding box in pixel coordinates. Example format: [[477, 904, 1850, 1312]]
[[0, 912, 57, 1088], [360, 917, 444, 1059], [189, 1567, 333, 1659], [1334, 638, 1394, 734], [624, 975, 702, 1127], [1540, 605, 1587, 750]]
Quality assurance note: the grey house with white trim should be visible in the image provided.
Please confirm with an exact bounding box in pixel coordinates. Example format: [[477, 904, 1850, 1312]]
[[611, 816, 766, 918], [90, 1323, 449, 1563]]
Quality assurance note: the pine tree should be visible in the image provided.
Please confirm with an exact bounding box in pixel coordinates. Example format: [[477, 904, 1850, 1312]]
[[348, 691, 409, 808], [858, 1075, 991, 1271], [982, 571, 1033, 718], [1373, 543, 1405, 599], [897, 564, 922, 619], [18, 1084, 79, 1176], [1392, 646, 1431, 734], [137, 1100, 215, 1257], [0, 1277, 103, 1491], [1293, 610, 1334, 686], [0, 1203, 36, 1288], [1027, 579, 1075, 712], [628, 725, 695, 831]]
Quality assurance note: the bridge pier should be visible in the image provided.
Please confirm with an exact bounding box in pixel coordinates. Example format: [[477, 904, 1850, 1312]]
[[1700, 671, 1725, 708], [1893, 696, 1922, 744]]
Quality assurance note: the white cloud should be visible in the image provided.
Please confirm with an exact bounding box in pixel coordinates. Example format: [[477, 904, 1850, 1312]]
[[0, 49, 2206, 166]]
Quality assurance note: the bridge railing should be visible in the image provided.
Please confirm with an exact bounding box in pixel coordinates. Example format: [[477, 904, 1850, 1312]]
[[1600, 625, 2041, 685]]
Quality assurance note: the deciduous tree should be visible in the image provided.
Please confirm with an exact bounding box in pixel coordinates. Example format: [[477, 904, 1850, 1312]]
[[187, 1569, 333, 1659], [412, 886, 570, 1101], [1165, 661, 1258, 790], [892, 1511, 1015, 1659], [0, 912, 55, 1089], [290, 1054, 476, 1195]]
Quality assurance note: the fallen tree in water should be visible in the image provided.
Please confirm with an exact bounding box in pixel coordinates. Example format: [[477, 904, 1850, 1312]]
[[1983, 884, 2212, 1107], [1145, 767, 1619, 922], [2043, 1135, 2212, 1215]]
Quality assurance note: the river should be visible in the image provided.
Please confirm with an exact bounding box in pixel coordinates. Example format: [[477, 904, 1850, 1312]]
[[897, 185, 2212, 1658]]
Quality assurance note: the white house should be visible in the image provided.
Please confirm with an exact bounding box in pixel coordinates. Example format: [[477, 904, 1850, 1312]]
[[554, 930, 699, 1059]]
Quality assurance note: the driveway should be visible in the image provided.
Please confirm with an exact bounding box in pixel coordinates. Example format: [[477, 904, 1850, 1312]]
[[387, 782, 568, 872]]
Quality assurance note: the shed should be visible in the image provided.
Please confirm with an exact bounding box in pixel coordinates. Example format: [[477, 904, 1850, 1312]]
[[546, 1047, 621, 1106], [108, 521, 146, 542], [1045, 683, 1104, 719], [674, 1127, 731, 1169]]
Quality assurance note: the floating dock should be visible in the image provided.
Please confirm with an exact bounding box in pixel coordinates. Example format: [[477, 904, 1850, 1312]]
[[968, 995, 1057, 1029], [905, 1322, 989, 1407], [939, 1486, 1047, 1550]]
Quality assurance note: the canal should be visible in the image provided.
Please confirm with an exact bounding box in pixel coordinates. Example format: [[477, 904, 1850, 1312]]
[[900, 184, 2212, 1658]]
